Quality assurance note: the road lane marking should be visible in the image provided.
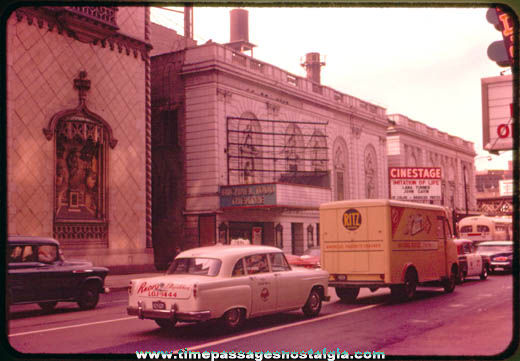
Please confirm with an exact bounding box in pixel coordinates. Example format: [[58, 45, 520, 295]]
[[179, 303, 383, 352], [8, 316, 136, 337], [9, 303, 382, 340]]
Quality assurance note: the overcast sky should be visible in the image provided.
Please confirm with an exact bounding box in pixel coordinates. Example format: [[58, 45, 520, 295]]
[[151, 6, 513, 171]]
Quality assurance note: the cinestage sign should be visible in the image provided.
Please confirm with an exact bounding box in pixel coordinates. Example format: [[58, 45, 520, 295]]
[[389, 167, 442, 202]]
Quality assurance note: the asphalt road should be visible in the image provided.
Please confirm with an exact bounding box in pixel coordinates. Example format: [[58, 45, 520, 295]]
[[6, 273, 517, 359]]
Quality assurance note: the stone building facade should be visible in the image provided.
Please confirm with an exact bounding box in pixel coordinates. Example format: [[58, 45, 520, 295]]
[[150, 36, 390, 266], [6, 6, 153, 268], [387, 114, 477, 216]]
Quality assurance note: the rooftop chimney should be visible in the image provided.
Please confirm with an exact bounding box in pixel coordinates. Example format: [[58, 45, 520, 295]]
[[226, 9, 256, 56], [301, 52, 326, 84]]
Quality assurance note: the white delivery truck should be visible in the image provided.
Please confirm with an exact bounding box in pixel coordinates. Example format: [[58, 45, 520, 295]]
[[320, 199, 459, 302]]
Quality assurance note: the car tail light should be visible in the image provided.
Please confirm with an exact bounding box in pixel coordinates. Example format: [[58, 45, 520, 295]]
[[193, 284, 198, 299], [128, 281, 134, 295], [495, 256, 508, 262]]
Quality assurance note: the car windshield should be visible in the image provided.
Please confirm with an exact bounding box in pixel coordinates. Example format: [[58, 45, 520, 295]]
[[477, 245, 513, 253], [166, 257, 221, 276]]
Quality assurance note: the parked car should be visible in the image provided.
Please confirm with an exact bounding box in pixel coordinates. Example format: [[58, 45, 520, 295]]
[[476, 241, 514, 273], [285, 247, 321, 269], [127, 244, 330, 331], [454, 238, 489, 283], [7, 235, 109, 311]]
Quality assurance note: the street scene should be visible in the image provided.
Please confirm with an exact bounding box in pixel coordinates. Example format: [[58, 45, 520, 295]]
[[4, 3, 517, 361], [7, 273, 514, 356]]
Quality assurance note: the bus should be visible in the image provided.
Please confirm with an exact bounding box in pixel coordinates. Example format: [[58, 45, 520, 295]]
[[457, 215, 512, 243]]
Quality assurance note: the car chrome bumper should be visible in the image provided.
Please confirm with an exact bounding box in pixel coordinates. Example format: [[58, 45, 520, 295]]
[[127, 302, 211, 322]]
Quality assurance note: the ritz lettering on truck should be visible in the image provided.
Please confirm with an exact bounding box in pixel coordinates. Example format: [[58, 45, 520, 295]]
[[319, 199, 459, 302]]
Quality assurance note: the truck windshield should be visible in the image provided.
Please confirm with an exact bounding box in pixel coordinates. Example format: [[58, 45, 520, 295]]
[[167, 257, 221, 276]]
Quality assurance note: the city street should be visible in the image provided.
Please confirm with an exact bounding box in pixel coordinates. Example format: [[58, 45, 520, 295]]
[[7, 273, 515, 358]]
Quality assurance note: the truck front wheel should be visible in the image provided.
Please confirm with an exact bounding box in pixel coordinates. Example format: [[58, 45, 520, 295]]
[[335, 287, 359, 303], [391, 270, 417, 301], [443, 266, 457, 293]]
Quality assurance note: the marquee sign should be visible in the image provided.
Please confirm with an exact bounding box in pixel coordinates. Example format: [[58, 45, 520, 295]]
[[220, 184, 276, 208], [389, 167, 442, 202]]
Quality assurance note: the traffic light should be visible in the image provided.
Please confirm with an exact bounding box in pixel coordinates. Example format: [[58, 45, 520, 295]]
[[486, 7, 514, 67]]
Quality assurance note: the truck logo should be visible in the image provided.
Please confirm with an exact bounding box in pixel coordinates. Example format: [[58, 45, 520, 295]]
[[343, 209, 362, 231]]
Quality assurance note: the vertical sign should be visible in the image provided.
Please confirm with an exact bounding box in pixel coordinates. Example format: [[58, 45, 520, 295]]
[[481, 74, 513, 151], [495, 7, 514, 66]]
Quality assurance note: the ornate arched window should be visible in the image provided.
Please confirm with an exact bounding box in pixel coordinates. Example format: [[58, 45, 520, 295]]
[[238, 113, 262, 184], [283, 123, 304, 172], [364, 145, 378, 199], [308, 129, 327, 172], [333, 138, 349, 201], [43, 71, 117, 246]]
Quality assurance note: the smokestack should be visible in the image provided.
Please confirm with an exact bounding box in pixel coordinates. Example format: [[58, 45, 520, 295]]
[[226, 8, 256, 56], [184, 6, 193, 39], [301, 52, 326, 84], [230, 8, 249, 43]]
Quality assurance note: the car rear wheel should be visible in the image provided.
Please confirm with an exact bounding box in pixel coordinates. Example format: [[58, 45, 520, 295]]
[[77, 283, 100, 310], [155, 319, 177, 329], [221, 308, 245, 331], [302, 288, 322, 317], [38, 301, 58, 312], [480, 264, 488, 280], [335, 287, 359, 303]]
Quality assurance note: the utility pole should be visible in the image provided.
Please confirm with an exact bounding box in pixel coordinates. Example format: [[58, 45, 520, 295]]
[[463, 164, 468, 215]]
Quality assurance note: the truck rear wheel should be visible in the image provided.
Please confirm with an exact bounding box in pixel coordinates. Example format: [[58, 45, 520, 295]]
[[335, 287, 359, 303]]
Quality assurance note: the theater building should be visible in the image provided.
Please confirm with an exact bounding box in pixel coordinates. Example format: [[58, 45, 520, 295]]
[[386, 113, 477, 216], [150, 9, 390, 267], [6, 6, 153, 268]]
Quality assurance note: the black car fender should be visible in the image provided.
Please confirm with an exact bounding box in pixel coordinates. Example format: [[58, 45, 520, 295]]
[[78, 275, 106, 293]]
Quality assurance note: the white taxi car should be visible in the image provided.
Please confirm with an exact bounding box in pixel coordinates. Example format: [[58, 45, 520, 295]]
[[127, 244, 329, 330]]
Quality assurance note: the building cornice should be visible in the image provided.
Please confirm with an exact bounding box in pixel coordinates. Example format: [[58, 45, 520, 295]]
[[15, 7, 152, 61], [387, 123, 476, 157]]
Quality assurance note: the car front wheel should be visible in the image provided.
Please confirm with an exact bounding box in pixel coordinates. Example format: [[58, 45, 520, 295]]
[[302, 288, 322, 317], [77, 283, 100, 310], [480, 264, 488, 280]]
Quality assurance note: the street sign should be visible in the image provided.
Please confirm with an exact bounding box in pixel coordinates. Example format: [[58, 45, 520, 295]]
[[481, 74, 513, 152], [389, 167, 442, 202]]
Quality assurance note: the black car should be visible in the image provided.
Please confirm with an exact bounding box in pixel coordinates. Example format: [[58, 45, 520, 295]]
[[7, 235, 109, 311], [476, 241, 514, 273]]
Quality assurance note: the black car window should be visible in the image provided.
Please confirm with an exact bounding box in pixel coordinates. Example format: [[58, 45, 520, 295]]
[[38, 245, 58, 263], [9, 246, 23, 263], [22, 246, 36, 262]]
